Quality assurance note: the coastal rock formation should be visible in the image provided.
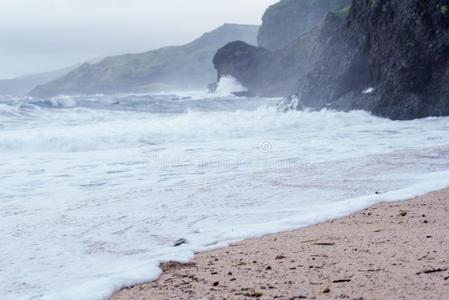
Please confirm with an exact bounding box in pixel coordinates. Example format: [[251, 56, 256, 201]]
[[214, 0, 449, 120], [301, 0, 449, 119], [257, 0, 351, 50], [213, 41, 288, 97], [213, 26, 322, 97], [29, 24, 258, 97]]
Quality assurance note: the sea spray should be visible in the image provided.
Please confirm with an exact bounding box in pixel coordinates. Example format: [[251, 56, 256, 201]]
[[214, 76, 248, 96]]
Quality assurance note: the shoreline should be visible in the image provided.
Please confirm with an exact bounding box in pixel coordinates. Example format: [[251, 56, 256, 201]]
[[111, 188, 449, 299]]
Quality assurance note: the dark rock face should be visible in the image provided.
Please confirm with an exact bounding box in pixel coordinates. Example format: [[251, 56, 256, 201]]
[[29, 24, 259, 98], [258, 0, 351, 50], [361, 0, 449, 119], [215, 0, 449, 120], [302, 0, 449, 119], [299, 11, 373, 112], [213, 41, 291, 97], [213, 27, 322, 97]]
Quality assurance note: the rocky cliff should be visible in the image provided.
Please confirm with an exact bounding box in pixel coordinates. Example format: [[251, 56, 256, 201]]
[[30, 24, 258, 98], [257, 0, 351, 50], [214, 0, 449, 120], [301, 0, 449, 120], [213, 26, 321, 97]]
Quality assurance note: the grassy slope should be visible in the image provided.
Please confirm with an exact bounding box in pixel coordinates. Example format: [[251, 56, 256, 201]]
[[30, 24, 258, 97]]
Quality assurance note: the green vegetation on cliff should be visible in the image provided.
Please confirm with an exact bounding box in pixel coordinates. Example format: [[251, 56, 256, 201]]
[[257, 0, 351, 50], [30, 24, 258, 97]]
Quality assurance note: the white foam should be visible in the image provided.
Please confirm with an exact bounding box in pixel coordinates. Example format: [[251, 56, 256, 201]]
[[1, 94, 449, 300], [49, 96, 77, 108], [214, 76, 247, 96], [362, 87, 375, 94]]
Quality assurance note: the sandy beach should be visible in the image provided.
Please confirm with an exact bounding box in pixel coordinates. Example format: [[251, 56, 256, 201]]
[[112, 189, 449, 299]]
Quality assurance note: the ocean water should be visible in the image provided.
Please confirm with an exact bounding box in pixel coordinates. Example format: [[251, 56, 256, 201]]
[[1, 86, 449, 299]]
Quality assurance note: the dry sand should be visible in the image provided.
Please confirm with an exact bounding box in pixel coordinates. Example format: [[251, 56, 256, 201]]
[[111, 189, 449, 300]]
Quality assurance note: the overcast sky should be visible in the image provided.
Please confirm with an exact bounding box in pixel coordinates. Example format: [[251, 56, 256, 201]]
[[0, 0, 277, 79]]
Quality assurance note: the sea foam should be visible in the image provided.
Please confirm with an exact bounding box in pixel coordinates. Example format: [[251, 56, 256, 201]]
[[1, 93, 449, 299]]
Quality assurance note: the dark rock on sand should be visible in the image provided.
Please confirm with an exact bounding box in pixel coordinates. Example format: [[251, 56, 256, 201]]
[[173, 238, 187, 247]]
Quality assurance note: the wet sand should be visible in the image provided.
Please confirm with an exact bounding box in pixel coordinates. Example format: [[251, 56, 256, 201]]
[[111, 189, 449, 299]]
